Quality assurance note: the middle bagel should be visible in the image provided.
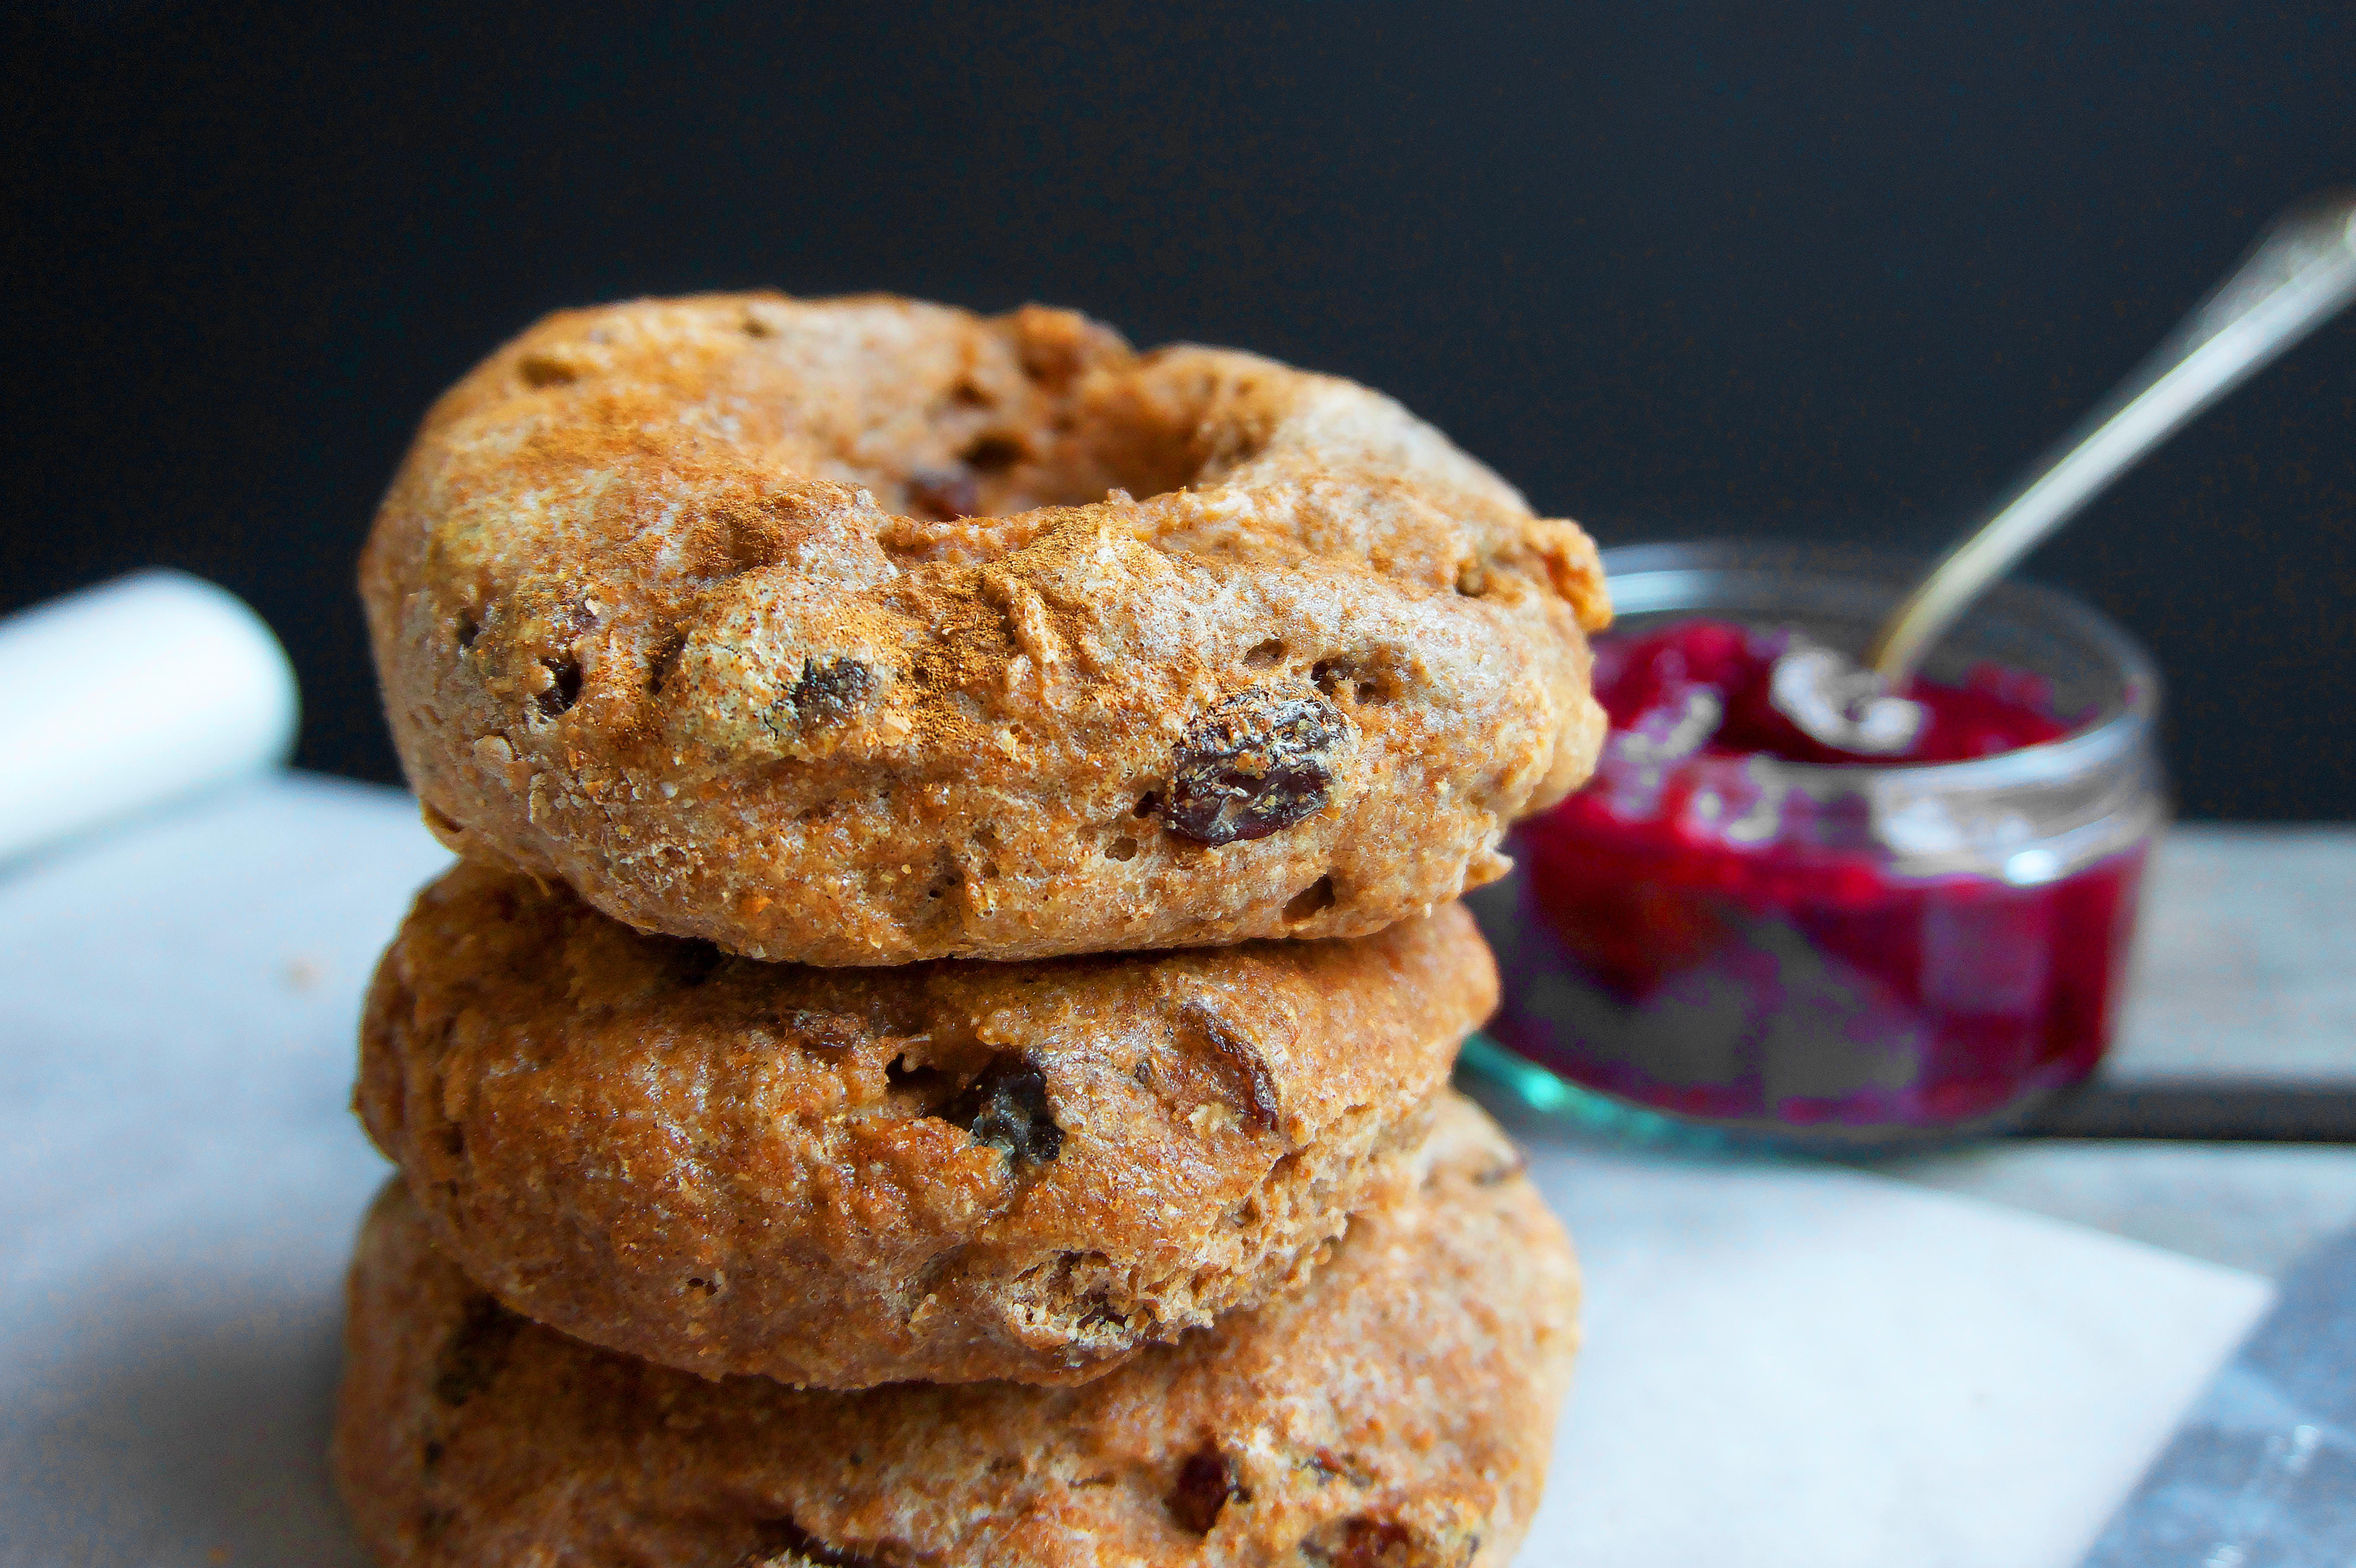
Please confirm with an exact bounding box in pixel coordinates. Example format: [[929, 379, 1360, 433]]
[[358, 860, 1493, 1389]]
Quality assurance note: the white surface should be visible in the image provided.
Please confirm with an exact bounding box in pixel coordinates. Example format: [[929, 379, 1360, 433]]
[[0, 777, 2274, 1568], [1876, 1138, 2356, 1278], [0, 571, 298, 865], [2112, 825, 2356, 1081], [1507, 1123, 2271, 1567]]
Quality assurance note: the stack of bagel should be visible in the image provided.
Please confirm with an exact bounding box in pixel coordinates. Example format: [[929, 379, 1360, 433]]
[[336, 294, 1614, 1568]]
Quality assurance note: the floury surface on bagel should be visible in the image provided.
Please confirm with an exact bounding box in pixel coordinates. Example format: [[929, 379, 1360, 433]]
[[362, 293, 1612, 965], [332, 1094, 1578, 1568], [358, 860, 1492, 1389]]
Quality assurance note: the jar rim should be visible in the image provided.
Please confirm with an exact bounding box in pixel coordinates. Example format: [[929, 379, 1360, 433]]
[[1599, 537, 2163, 793]]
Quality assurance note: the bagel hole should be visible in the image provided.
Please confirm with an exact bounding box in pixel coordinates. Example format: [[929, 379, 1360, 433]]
[[453, 612, 479, 651], [887, 350, 1243, 523], [1285, 875, 1337, 923], [1243, 638, 1286, 670], [1105, 836, 1139, 862], [1133, 792, 1161, 819]]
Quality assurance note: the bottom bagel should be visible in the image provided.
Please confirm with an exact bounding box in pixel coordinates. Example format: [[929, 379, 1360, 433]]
[[331, 1092, 1578, 1568]]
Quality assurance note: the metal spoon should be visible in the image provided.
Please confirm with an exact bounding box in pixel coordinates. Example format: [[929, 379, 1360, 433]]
[[1774, 190, 2356, 755]]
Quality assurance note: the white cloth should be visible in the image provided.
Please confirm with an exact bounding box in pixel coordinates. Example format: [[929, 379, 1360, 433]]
[[0, 572, 297, 864]]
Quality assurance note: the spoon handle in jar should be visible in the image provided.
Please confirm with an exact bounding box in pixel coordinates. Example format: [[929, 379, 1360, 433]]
[[1868, 191, 2356, 683]]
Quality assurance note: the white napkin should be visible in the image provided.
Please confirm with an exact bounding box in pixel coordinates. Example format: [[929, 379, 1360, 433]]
[[0, 570, 296, 863]]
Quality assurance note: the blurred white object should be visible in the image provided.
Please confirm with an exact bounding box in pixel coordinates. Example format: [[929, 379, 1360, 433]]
[[0, 569, 298, 863]]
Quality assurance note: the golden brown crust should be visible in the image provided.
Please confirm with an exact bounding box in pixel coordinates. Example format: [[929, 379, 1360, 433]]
[[361, 293, 1610, 964], [332, 1093, 1577, 1568], [357, 861, 1494, 1388]]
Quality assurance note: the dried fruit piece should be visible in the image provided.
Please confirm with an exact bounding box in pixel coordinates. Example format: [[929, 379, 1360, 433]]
[[950, 1058, 1062, 1165], [1184, 1001, 1281, 1132], [1165, 690, 1351, 846], [784, 657, 878, 731], [906, 467, 979, 520], [1303, 1516, 1422, 1568], [1168, 1445, 1241, 1534], [960, 433, 1026, 472]]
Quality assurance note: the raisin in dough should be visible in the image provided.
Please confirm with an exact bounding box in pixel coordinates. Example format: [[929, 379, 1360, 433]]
[[361, 293, 1612, 964]]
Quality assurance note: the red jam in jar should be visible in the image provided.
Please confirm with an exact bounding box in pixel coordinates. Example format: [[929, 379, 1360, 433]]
[[1478, 604, 2161, 1144]]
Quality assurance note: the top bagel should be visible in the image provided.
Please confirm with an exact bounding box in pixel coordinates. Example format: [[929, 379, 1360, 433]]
[[362, 294, 1610, 965]]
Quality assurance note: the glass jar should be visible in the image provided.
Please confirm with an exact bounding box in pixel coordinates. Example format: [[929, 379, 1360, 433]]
[[1467, 539, 2166, 1148]]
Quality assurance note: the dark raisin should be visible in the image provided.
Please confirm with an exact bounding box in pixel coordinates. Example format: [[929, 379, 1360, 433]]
[[949, 1057, 1062, 1164], [432, 1295, 522, 1408], [784, 657, 878, 731], [453, 612, 480, 650], [960, 433, 1026, 472], [1185, 1002, 1281, 1132], [1164, 690, 1350, 846], [745, 1518, 884, 1568], [906, 467, 980, 520], [535, 657, 583, 718], [1168, 1445, 1241, 1535], [518, 353, 577, 388], [1305, 1517, 1422, 1568]]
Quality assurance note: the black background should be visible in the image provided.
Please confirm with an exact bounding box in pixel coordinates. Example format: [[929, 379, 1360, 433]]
[[7, 1, 2353, 816]]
